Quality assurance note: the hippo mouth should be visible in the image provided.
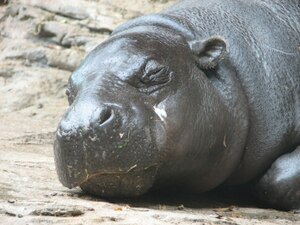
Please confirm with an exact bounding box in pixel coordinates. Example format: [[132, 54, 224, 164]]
[[78, 165, 158, 197]]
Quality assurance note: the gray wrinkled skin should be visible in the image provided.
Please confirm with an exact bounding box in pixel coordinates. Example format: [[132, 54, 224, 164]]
[[54, 0, 300, 210]]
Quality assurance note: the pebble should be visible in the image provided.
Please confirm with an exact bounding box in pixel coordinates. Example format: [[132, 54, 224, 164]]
[[8, 199, 15, 204]]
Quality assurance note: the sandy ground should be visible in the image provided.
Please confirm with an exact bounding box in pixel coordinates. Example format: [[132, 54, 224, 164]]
[[0, 0, 300, 224]]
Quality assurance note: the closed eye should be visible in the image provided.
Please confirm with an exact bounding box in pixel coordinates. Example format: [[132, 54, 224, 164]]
[[139, 70, 173, 95], [140, 67, 170, 85], [125, 60, 173, 94]]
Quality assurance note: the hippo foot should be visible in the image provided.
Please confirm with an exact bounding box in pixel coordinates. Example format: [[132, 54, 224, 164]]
[[255, 146, 300, 211]]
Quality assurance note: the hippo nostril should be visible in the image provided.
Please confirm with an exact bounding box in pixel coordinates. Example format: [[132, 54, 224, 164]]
[[98, 108, 114, 126], [56, 124, 76, 141]]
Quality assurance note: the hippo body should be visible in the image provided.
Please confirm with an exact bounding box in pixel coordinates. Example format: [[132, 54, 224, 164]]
[[54, 0, 300, 210]]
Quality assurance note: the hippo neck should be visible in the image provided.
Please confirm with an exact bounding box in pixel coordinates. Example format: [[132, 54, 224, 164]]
[[191, 59, 250, 191], [205, 59, 250, 127]]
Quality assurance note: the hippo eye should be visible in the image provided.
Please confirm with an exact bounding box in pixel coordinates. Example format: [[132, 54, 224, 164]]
[[141, 60, 171, 84], [140, 67, 169, 84], [138, 69, 173, 94], [134, 60, 172, 94]]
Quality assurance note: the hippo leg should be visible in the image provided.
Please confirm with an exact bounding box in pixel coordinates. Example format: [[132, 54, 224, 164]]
[[255, 146, 300, 210]]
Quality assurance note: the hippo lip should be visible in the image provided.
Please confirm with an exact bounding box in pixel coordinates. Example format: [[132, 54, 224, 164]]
[[78, 164, 159, 197], [67, 164, 159, 188]]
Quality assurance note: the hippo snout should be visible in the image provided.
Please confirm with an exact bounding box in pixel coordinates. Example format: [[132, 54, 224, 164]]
[[54, 100, 164, 197], [55, 103, 118, 188]]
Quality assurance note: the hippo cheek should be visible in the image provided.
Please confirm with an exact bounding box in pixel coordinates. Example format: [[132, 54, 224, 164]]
[[54, 114, 165, 197]]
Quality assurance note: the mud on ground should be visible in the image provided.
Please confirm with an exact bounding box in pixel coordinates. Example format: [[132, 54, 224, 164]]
[[0, 0, 299, 224]]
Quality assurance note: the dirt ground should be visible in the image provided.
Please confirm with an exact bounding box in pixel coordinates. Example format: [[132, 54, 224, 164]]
[[0, 0, 299, 224]]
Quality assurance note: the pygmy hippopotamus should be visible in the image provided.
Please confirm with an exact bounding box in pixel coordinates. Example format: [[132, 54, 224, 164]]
[[54, 0, 300, 210]]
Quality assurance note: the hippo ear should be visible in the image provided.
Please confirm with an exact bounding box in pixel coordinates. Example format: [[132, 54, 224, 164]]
[[189, 36, 227, 69]]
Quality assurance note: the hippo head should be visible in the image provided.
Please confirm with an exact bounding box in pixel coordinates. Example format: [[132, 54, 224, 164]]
[[54, 26, 228, 197]]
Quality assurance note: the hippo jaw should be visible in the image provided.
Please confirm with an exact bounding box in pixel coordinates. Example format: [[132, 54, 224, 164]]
[[79, 165, 158, 197], [54, 127, 163, 197]]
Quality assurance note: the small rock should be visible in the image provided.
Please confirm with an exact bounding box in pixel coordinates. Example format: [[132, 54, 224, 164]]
[[216, 214, 223, 219], [8, 199, 15, 204], [214, 205, 235, 213], [158, 205, 166, 210], [177, 204, 185, 210], [5, 210, 23, 218], [114, 207, 123, 211], [31, 206, 85, 217], [110, 217, 118, 222], [5, 211, 16, 217]]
